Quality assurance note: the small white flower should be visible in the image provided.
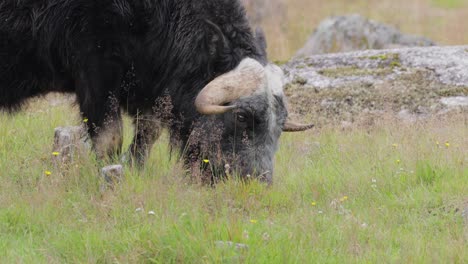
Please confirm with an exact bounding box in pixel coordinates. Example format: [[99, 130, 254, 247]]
[[148, 211, 156, 216], [243, 230, 249, 240], [318, 210, 324, 214], [135, 207, 144, 213], [372, 178, 377, 183]]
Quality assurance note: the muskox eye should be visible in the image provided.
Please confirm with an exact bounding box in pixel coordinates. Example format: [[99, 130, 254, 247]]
[[236, 114, 246, 123]]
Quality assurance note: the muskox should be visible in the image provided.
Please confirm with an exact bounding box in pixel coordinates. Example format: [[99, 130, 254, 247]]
[[0, 0, 312, 183]]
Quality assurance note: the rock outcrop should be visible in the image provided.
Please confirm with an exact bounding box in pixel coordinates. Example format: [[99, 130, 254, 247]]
[[283, 46, 468, 125], [295, 14, 435, 57]]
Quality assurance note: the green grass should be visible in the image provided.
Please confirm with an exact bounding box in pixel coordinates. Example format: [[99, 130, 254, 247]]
[[432, 0, 466, 9], [1, 97, 467, 263]]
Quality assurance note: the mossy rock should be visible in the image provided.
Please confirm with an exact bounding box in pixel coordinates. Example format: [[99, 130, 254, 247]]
[[282, 46, 468, 125]]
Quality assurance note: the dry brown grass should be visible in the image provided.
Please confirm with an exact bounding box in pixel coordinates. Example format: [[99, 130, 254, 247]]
[[244, 0, 468, 60]]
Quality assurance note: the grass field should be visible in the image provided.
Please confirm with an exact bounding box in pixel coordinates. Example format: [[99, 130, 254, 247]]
[[1, 1, 467, 262], [0, 97, 466, 263]]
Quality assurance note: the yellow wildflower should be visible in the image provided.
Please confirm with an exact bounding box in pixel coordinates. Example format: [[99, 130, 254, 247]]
[[52, 151, 60, 156], [44, 170, 52, 176], [445, 142, 450, 148], [83, 118, 89, 123], [249, 219, 258, 224], [203, 159, 210, 164], [396, 159, 401, 164], [311, 202, 317, 206], [340, 196, 349, 202]]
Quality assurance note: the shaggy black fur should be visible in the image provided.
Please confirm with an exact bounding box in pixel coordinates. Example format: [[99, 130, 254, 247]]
[[1, 0, 262, 124], [0, 0, 282, 182]]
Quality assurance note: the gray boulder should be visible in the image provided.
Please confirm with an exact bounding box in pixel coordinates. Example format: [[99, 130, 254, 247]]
[[283, 46, 468, 125], [100, 164, 124, 191], [295, 14, 435, 57], [52, 126, 90, 164]]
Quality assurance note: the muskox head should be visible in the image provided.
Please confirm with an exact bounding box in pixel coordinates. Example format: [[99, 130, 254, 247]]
[[191, 57, 312, 184]]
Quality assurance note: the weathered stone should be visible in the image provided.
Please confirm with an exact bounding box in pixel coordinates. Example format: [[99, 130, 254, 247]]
[[52, 126, 89, 164], [459, 199, 468, 225], [440, 96, 468, 107], [286, 46, 468, 88], [215, 241, 249, 251], [283, 46, 468, 125], [100, 165, 124, 191], [295, 14, 435, 57]]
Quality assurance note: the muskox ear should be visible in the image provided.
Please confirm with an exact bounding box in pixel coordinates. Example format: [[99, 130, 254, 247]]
[[255, 28, 267, 50], [255, 27, 268, 59]]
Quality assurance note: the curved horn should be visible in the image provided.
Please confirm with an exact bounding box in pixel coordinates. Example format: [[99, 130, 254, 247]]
[[283, 120, 314, 132], [195, 58, 265, 115]]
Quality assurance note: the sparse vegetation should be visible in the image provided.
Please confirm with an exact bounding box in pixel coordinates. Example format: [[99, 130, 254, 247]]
[[286, 66, 468, 125], [317, 66, 393, 78]]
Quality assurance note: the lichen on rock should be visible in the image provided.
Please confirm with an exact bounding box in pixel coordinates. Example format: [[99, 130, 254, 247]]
[[283, 46, 468, 125]]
